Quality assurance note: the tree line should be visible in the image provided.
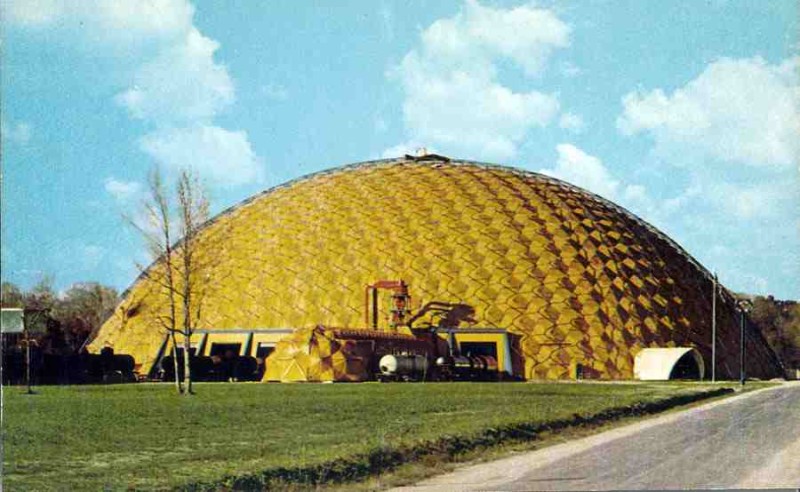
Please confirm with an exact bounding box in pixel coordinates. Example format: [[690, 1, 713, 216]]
[[1, 278, 119, 355], [748, 295, 800, 373], [2, 167, 211, 393]]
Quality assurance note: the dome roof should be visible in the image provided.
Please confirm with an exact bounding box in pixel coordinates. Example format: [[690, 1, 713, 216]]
[[90, 157, 782, 379]]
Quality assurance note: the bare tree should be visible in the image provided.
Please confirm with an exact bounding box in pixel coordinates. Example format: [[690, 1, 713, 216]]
[[128, 167, 210, 395], [175, 170, 210, 395]]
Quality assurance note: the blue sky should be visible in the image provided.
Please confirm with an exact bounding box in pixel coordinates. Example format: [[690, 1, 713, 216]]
[[1, 0, 798, 299]]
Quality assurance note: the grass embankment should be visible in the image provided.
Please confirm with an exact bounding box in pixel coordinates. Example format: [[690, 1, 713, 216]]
[[3, 382, 737, 490]]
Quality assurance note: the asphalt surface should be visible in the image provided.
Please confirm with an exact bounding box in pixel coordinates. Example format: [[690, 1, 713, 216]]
[[394, 383, 800, 491]]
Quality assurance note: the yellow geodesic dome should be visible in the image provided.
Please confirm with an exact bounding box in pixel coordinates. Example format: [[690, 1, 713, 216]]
[[89, 156, 783, 380]]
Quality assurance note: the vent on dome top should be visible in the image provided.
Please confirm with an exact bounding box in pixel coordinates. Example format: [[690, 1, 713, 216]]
[[405, 148, 450, 162]]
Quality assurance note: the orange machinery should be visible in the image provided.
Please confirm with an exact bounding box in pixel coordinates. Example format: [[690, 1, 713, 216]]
[[364, 280, 412, 331]]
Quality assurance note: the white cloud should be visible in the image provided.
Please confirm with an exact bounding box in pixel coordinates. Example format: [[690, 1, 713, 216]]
[[116, 28, 234, 125], [539, 144, 658, 221], [140, 125, 263, 186], [391, 0, 568, 161], [617, 55, 800, 232], [558, 112, 585, 133], [3, 0, 193, 45], [90, 0, 193, 35], [541, 144, 621, 200], [7, 0, 264, 187], [399, 62, 559, 159], [1, 120, 32, 145], [618, 56, 800, 169], [419, 0, 570, 77], [2, 0, 64, 26], [104, 178, 143, 203], [614, 59, 799, 297]]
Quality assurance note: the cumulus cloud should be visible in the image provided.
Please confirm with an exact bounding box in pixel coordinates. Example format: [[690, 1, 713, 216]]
[[615, 57, 800, 296], [540, 144, 656, 219], [391, 0, 569, 160], [6, 0, 263, 187], [116, 28, 234, 125], [618, 56, 800, 169], [140, 126, 263, 186], [419, 0, 570, 76], [541, 144, 621, 200], [618, 56, 800, 225], [2, 0, 193, 46]]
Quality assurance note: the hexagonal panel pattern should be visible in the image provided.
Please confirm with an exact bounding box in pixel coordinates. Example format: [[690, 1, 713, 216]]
[[88, 158, 783, 380]]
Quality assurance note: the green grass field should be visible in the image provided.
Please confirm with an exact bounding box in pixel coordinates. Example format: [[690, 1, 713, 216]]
[[2, 381, 734, 490]]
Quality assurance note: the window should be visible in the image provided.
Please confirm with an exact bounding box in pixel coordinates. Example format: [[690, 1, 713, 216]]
[[209, 343, 242, 358], [173, 347, 196, 358], [255, 343, 275, 359], [459, 341, 498, 359]]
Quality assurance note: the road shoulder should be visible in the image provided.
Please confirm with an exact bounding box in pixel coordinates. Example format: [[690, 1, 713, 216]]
[[392, 382, 794, 491]]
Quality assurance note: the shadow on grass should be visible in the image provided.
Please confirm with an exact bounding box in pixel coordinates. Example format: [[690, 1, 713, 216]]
[[182, 387, 733, 491]]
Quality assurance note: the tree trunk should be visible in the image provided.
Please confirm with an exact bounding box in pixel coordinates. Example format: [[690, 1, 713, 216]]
[[170, 332, 183, 394], [183, 333, 193, 395]]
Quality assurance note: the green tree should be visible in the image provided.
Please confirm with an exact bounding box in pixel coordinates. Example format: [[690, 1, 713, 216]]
[[750, 295, 800, 373], [24, 276, 57, 312], [1, 282, 24, 307], [783, 303, 800, 370]]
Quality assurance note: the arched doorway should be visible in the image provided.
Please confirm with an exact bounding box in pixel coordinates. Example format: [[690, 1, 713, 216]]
[[634, 347, 705, 380]]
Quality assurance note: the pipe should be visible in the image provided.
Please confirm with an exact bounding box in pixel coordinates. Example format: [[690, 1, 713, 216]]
[[372, 287, 379, 329], [364, 286, 370, 327]]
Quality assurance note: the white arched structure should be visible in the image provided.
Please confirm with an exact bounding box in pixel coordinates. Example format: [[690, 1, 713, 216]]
[[634, 347, 705, 380]]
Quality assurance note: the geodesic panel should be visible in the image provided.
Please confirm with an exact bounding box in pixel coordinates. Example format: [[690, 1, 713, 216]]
[[88, 158, 783, 380]]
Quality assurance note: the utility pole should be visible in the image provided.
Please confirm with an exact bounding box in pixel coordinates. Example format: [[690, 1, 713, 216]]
[[740, 309, 746, 386], [711, 272, 717, 382], [737, 299, 752, 386]]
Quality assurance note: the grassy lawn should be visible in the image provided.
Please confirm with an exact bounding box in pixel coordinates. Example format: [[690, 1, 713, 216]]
[[2, 381, 737, 490]]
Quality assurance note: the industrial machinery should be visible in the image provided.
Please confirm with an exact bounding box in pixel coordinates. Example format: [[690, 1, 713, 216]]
[[368, 279, 507, 382], [365, 280, 412, 331], [434, 354, 499, 381], [377, 354, 430, 382]]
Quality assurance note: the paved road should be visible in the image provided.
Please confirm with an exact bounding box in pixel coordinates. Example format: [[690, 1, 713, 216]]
[[395, 383, 800, 491]]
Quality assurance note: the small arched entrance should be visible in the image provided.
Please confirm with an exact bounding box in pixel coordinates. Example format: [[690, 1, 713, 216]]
[[634, 347, 705, 380]]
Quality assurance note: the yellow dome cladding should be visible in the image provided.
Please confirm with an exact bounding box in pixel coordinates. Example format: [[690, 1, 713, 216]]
[[89, 158, 783, 380]]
